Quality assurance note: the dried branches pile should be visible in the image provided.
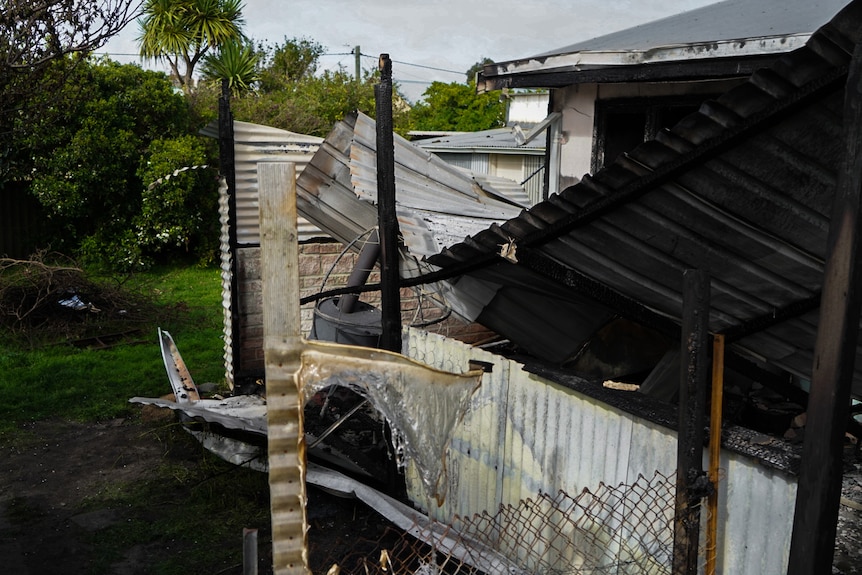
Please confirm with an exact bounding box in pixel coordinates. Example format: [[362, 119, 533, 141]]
[[0, 253, 159, 345]]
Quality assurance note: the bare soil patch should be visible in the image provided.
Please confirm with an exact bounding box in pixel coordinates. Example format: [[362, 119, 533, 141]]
[[0, 419, 170, 574]]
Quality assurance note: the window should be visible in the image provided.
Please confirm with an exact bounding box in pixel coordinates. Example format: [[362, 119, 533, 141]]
[[591, 96, 710, 173]]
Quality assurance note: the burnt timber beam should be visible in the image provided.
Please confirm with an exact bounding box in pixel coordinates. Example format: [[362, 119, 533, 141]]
[[787, 41, 862, 575], [478, 55, 779, 92], [673, 269, 711, 575], [375, 54, 402, 353], [722, 292, 822, 343]]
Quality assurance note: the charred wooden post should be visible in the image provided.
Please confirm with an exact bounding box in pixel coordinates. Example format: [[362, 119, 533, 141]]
[[787, 41, 862, 575], [219, 78, 241, 385], [673, 269, 711, 575], [375, 54, 402, 353], [258, 162, 309, 574]]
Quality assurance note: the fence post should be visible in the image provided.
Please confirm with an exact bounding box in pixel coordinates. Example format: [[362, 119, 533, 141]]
[[787, 39, 862, 575], [258, 162, 309, 574], [673, 269, 710, 575], [375, 53, 402, 353]]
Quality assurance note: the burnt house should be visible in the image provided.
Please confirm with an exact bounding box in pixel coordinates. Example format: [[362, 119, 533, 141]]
[[415, 0, 862, 572], [478, 0, 849, 194]]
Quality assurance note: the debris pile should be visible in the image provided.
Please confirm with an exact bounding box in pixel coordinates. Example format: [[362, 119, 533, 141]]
[[0, 253, 159, 346]]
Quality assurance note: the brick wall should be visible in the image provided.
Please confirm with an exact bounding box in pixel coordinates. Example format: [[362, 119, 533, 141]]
[[234, 241, 495, 374]]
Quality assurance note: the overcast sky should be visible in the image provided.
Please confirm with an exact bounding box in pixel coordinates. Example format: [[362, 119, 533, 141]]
[[101, 0, 718, 101]]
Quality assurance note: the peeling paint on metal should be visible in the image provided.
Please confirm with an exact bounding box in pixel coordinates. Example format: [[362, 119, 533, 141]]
[[403, 327, 796, 575]]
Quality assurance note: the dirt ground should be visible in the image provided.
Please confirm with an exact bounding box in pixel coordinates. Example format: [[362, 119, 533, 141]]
[[0, 416, 397, 575], [0, 418, 187, 575], [3, 417, 862, 575]]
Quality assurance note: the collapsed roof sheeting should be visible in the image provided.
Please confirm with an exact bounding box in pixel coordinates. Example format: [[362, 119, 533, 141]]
[[295, 112, 527, 258], [428, 1, 862, 396]]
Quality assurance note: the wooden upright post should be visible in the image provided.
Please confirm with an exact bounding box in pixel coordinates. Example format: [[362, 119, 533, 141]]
[[258, 162, 309, 575], [375, 53, 402, 353], [788, 41, 862, 575], [219, 78, 241, 386], [673, 269, 710, 575], [706, 334, 725, 575]]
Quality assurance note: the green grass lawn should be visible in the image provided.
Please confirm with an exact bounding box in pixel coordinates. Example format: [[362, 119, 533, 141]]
[[0, 263, 275, 574], [0, 265, 227, 431]]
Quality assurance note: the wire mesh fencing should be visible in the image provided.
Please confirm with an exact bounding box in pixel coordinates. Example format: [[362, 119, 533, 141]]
[[309, 470, 679, 575]]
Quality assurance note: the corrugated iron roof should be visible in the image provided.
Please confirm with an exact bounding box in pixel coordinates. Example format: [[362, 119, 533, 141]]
[[428, 1, 862, 397], [479, 0, 849, 90], [414, 128, 546, 154], [295, 112, 527, 258], [201, 120, 324, 243]]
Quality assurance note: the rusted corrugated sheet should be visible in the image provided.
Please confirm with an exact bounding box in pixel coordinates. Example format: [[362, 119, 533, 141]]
[[403, 328, 797, 575], [429, 1, 862, 398]]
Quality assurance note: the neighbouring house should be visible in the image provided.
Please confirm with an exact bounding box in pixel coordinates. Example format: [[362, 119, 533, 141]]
[[478, 0, 849, 194], [416, 0, 862, 572], [412, 91, 549, 205]]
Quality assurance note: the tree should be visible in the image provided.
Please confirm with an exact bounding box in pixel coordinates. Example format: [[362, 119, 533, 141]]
[[137, 0, 245, 93], [200, 39, 260, 96], [465, 57, 494, 84], [410, 80, 506, 132], [18, 57, 217, 269], [0, 0, 140, 178], [257, 37, 325, 92], [196, 37, 412, 137], [135, 135, 219, 263]]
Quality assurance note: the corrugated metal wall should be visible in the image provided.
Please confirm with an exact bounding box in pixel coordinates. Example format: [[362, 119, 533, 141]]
[[227, 121, 324, 244], [403, 328, 797, 575], [522, 154, 546, 205]]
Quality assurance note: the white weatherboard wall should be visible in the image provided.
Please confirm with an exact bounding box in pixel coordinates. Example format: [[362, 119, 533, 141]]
[[403, 328, 797, 575]]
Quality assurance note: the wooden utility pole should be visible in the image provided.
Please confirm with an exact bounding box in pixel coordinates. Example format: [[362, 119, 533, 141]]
[[354, 45, 361, 83], [788, 41, 862, 575]]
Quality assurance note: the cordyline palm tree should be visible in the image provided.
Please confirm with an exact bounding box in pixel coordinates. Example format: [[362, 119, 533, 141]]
[[200, 40, 259, 96], [137, 0, 245, 93]]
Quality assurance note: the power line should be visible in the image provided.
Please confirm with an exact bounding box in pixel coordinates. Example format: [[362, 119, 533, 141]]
[[391, 58, 463, 75], [336, 51, 464, 76], [99, 49, 463, 74]]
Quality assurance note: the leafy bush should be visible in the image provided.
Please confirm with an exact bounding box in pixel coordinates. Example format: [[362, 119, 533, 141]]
[[12, 58, 219, 270], [136, 136, 220, 266]]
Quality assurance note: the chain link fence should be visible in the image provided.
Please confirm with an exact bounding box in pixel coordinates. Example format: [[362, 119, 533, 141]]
[[309, 470, 681, 575]]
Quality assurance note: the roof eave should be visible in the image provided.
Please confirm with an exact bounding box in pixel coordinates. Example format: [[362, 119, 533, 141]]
[[478, 34, 811, 92]]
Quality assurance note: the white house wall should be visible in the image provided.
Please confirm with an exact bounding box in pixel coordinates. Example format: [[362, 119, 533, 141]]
[[554, 78, 746, 186], [557, 83, 598, 184], [403, 327, 796, 574], [491, 154, 525, 187]]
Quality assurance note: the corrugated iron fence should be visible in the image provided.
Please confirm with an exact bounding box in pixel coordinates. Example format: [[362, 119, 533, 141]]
[[309, 470, 686, 574]]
